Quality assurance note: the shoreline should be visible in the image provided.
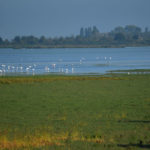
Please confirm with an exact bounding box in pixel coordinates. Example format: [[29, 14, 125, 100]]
[[1, 68, 150, 79], [1, 44, 150, 49]]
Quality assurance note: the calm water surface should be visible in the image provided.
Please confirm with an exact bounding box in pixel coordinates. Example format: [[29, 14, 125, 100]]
[[0, 47, 150, 75]]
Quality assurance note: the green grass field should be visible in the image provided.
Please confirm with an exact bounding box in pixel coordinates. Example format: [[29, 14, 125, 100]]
[[0, 74, 150, 149]]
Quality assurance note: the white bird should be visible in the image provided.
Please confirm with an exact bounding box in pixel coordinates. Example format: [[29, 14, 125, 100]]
[[8, 66, 11, 70], [45, 66, 50, 72], [1, 64, 6, 68], [26, 67, 29, 72], [80, 59, 82, 64], [72, 68, 74, 73], [65, 68, 69, 74], [47, 68, 50, 72], [12, 66, 15, 69], [52, 64, 56, 68]]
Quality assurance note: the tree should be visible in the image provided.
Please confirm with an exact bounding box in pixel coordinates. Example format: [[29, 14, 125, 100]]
[[125, 25, 141, 34], [19, 36, 38, 45], [114, 33, 125, 41], [39, 36, 46, 44], [85, 28, 89, 38], [26, 36, 38, 45], [13, 36, 21, 44], [92, 26, 99, 36], [132, 34, 139, 40], [113, 26, 125, 33], [145, 27, 149, 33], [81, 26, 100, 38], [80, 27, 85, 37], [4, 39, 9, 45], [87, 27, 92, 37], [0, 24, 150, 48], [0, 37, 3, 44]]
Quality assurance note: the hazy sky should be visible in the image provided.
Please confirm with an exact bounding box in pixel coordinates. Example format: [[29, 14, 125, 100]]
[[0, 0, 150, 39]]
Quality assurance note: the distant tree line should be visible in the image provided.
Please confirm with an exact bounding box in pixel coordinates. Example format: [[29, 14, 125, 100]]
[[0, 25, 150, 48]]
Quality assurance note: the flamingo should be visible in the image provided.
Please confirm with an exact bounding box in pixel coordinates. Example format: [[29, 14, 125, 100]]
[[72, 68, 74, 73], [45, 66, 50, 72], [52, 64, 56, 68], [26, 67, 29, 72], [65, 68, 69, 74]]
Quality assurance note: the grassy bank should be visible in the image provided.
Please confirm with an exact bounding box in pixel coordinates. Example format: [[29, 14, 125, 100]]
[[0, 74, 150, 149], [107, 69, 150, 73]]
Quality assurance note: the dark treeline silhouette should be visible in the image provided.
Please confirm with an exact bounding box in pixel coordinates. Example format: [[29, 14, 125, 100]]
[[0, 25, 150, 48]]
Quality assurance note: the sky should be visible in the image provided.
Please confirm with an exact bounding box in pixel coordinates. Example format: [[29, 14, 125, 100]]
[[0, 0, 150, 39]]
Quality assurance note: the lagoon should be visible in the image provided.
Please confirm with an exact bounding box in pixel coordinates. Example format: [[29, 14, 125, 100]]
[[0, 47, 150, 75]]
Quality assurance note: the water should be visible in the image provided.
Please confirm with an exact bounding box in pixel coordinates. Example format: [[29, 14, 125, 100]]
[[0, 47, 150, 76]]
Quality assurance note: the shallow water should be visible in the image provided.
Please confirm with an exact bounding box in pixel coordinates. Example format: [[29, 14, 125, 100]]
[[0, 47, 150, 75]]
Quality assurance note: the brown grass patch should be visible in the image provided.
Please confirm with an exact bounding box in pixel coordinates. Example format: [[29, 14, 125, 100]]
[[0, 76, 124, 84], [0, 132, 104, 149]]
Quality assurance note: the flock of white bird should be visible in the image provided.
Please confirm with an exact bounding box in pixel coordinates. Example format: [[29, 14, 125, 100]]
[[0, 63, 75, 75], [0, 56, 113, 76]]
